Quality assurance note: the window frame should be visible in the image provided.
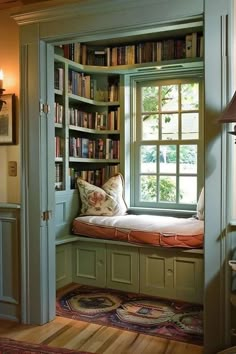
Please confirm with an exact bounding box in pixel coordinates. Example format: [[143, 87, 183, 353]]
[[124, 68, 204, 214]]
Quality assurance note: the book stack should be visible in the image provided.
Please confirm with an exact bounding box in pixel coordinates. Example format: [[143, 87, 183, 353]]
[[69, 164, 120, 188], [55, 164, 63, 190], [54, 102, 63, 124], [68, 70, 91, 98], [54, 66, 64, 90], [69, 137, 120, 159], [55, 136, 64, 157]]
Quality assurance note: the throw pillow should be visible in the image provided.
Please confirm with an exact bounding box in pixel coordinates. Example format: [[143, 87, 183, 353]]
[[77, 173, 127, 216]]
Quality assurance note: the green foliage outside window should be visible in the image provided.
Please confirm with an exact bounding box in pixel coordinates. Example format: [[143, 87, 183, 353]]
[[141, 176, 177, 202]]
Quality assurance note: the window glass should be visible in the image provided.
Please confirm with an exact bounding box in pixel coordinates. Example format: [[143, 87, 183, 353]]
[[181, 113, 199, 140], [140, 145, 157, 173], [140, 175, 157, 202], [161, 85, 178, 111], [142, 114, 159, 140], [161, 113, 178, 140], [159, 176, 176, 202], [159, 145, 176, 173], [181, 83, 199, 110], [179, 145, 197, 174]]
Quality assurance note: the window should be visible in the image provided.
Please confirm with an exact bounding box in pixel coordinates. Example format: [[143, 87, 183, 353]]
[[130, 76, 203, 211]]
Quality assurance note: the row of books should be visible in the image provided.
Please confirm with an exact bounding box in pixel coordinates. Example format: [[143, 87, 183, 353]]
[[61, 32, 203, 66], [68, 71, 119, 102], [69, 165, 120, 189], [55, 66, 120, 102], [69, 137, 120, 160], [55, 163, 63, 191], [69, 107, 120, 131], [68, 70, 91, 99], [55, 136, 64, 157], [54, 66, 64, 91], [54, 102, 63, 124]]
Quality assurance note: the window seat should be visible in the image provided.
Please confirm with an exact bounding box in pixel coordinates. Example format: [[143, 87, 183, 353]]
[[72, 214, 204, 249]]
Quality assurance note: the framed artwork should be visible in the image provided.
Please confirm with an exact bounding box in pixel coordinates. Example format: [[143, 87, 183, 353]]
[[0, 94, 16, 145]]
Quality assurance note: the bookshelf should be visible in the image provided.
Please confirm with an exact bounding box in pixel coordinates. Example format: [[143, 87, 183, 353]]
[[54, 52, 121, 192], [62, 32, 203, 66], [54, 29, 203, 193]]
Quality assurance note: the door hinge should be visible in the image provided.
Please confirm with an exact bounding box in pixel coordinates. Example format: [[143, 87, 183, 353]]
[[40, 103, 50, 114], [41, 210, 52, 221]]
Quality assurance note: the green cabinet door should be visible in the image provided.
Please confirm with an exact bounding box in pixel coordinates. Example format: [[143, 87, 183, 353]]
[[73, 241, 106, 287], [106, 244, 139, 292], [140, 248, 203, 303], [173, 253, 203, 303], [140, 248, 175, 299], [56, 243, 73, 289], [0, 207, 20, 321]]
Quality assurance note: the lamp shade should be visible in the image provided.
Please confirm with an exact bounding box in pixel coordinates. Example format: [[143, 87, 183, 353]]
[[218, 91, 236, 123]]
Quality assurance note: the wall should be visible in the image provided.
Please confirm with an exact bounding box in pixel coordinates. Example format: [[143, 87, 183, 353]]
[[0, 9, 20, 203]]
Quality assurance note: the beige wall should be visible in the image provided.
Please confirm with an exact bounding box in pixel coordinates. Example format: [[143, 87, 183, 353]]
[[0, 1, 78, 204], [0, 9, 20, 203]]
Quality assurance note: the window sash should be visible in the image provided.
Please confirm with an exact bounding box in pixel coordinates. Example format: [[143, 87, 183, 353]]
[[130, 75, 204, 211]]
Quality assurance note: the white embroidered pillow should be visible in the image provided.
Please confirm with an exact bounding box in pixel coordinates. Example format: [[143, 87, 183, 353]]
[[77, 173, 127, 216]]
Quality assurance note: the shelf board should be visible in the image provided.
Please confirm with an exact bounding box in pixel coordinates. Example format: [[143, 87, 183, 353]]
[[55, 234, 79, 245], [68, 92, 119, 106], [69, 125, 120, 135], [54, 88, 63, 95], [69, 157, 119, 163], [55, 123, 63, 129]]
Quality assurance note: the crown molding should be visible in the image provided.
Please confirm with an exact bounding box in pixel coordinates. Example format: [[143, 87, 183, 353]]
[[0, 0, 52, 11], [12, 0, 203, 26]]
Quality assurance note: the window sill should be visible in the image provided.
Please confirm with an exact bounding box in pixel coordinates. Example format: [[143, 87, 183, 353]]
[[127, 207, 196, 218]]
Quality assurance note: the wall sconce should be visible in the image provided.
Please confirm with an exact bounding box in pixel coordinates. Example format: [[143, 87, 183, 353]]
[[218, 91, 236, 138], [0, 69, 6, 112], [0, 70, 16, 145]]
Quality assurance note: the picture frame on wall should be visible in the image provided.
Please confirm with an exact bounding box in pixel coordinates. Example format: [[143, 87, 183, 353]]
[[0, 94, 16, 145]]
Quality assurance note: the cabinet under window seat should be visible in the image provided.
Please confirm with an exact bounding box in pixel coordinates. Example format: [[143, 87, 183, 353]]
[[56, 214, 204, 304]]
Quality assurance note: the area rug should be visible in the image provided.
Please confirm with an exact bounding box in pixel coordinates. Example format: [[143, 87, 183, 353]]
[[56, 285, 203, 345], [0, 337, 93, 354]]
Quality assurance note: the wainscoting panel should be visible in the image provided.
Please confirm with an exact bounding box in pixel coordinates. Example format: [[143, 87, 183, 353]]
[[0, 206, 20, 321]]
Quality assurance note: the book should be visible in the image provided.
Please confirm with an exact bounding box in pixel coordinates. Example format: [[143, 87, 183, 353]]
[[185, 34, 193, 58], [54, 66, 64, 90], [81, 44, 87, 65], [111, 47, 118, 66], [81, 138, 89, 158], [191, 32, 197, 58], [74, 42, 81, 63]]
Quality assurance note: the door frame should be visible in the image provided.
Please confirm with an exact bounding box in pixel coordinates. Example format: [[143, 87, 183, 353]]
[[14, 0, 234, 351]]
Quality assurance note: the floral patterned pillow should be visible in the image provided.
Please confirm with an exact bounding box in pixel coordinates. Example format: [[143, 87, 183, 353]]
[[77, 173, 127, 216]]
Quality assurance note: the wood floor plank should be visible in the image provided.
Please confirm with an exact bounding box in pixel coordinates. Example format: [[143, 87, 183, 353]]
[[0, 317, 203, 354]]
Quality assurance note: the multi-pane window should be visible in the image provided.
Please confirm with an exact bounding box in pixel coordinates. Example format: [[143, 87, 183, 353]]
[[132, 77, 203, 210]]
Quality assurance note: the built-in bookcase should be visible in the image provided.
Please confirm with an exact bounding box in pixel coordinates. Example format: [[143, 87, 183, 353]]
[[54, 27, 203, 193], [54, 52, 121, 192]]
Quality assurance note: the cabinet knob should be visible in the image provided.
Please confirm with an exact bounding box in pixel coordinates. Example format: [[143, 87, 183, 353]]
[[167, 269, 173, 275], [98, 259, 104, 266]]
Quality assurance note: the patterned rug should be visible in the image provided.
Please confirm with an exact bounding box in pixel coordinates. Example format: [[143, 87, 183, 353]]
[[56, 285, 203, 345], [0, 337, 92, 353]]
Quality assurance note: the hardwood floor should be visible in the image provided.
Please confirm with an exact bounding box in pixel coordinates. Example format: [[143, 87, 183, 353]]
[[0, 316, 203, 354]]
